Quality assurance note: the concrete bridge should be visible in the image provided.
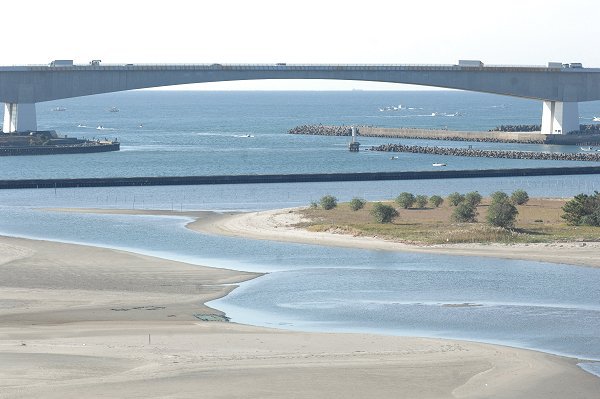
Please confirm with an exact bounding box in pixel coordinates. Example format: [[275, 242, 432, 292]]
[[1, 61, 599, 135]]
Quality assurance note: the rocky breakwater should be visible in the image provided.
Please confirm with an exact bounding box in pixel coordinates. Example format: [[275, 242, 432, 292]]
[[288, 125, 352, 136], [370, 143, 600, 162]]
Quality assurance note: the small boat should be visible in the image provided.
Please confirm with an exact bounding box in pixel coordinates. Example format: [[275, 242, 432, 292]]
[[593, 117, 600, 122], [109, 107, 119, 112], [580, 147, 593, 151], [390, 156, 399, 160], [77, 124, 86, 128], [431, 112, 438, 116], [97, 125, 104, 130], [432, 163, 447, 167], [52, 106, 66, 111]]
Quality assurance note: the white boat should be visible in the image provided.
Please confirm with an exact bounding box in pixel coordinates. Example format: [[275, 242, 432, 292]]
[[432, 163, 447, 167], [390, 156, 399, 160], [593, 117, 600, 122], [109, 107, 119, 112], [431, 112, 438, 117], [77, 124, 86, 128], [52, 106, 66, 111], [96, 125, 104, 130], [580, 147, 593, 151]]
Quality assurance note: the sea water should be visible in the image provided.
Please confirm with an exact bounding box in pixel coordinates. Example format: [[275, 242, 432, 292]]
[[1, 90, 600, 372], [2, 90, 600, 180]]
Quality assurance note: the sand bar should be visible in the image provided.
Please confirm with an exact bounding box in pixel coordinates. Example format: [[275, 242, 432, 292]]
[[189, 208, 600, 269]]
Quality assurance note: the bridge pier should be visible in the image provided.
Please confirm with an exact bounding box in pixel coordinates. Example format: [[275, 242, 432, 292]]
[[541, 101, 579, 134], [2, 103, 37, 133]]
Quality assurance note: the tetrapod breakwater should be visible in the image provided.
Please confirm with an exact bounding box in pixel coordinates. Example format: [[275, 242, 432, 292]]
[[369, 143, 600, 162]]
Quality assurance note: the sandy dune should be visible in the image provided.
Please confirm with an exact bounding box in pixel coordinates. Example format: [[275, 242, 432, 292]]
[[1, 234, 599, 398]]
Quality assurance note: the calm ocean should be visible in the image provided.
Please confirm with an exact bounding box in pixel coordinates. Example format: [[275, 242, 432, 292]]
[[3, 90, 600, 180], [1, 90, 599, 374]]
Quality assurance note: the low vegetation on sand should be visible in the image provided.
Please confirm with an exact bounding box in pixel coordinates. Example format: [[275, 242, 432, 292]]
[[300, 192, 599, 245]]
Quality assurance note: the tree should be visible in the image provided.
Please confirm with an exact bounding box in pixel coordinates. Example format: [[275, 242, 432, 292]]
[[319, 195, 338, 210], [464, 191, 483, 207], [429, 195, 444, 208], [395, 192, 416, 209], [370, 203, 398, 223], [490, 191, 509, 204], [451, 203, 478, 223], [511, 189, 530, 206], [561, 192, 600, 226], [415, 195, 428, 209], [447, 192, 465, 206], [486, 198, 518, 228], [349, 197, 366, 211]]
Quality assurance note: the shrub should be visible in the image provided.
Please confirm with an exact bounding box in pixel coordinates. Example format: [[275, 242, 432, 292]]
[[395, 192, 416, 209], [447, 192, 465, 206], [415, 195, 428, 209], [511, 189, 530, 206], [486, 198, 518, 228], [490, 191, 509, 204], [370, 202, 399, 223], [319, 195, 338, 210], [561, 192, 600, 226], [450, 202, 477, 223], [309, 201, 318, 209], [451, 203, 478, 223], [464, 191, 483, 207], [349, 197, 366, 211], [429, 195, 444, 208]]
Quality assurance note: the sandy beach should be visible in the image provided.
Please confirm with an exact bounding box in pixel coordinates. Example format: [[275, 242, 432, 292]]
[[190, 208, 600, 269], [2, 211, 599, 398]]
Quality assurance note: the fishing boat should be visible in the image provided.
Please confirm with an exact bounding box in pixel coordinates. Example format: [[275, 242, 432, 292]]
[[432, 163, 447, 167], [580, 147, 594, 151]]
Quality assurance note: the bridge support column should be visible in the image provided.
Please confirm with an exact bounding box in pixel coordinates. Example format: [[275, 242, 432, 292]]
[[541, 101, 579, 134], [2, 103, 37, 133]]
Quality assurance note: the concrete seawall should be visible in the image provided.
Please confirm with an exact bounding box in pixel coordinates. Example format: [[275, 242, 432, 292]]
[[358, 127, 548, 143], [2, 166, 600, 189], [0, 142, 120, 156]]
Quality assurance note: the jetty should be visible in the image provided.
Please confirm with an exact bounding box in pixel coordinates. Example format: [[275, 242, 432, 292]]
[[288, 125, 600, 145]]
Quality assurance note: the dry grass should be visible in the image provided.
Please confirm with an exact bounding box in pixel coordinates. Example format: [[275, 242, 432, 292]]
[[297, 198, 600, 244]]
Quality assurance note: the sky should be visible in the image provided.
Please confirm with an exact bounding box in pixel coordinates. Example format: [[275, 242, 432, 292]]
[[4, 0, 598, 90]]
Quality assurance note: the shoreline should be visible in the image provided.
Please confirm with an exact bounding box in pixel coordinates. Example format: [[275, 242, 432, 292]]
[[2, 209, 599, 397]]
